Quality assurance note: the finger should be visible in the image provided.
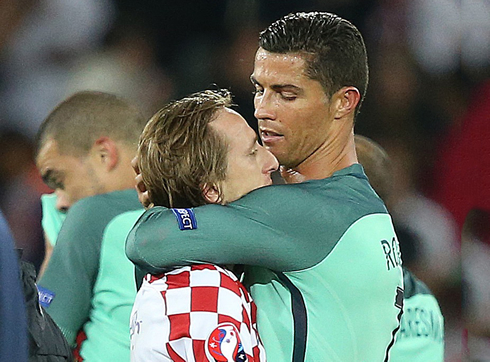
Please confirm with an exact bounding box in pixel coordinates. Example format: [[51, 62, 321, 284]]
[[131, 156, 140, 174], [135, 173, 146, 192], [139, 191, 152, 208]]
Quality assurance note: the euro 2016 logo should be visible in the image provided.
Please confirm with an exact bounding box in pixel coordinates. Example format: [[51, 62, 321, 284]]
[[205, 323, 247, 361]]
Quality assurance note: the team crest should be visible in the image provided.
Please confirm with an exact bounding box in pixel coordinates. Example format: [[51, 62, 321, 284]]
[[205, 323, 247, 361]]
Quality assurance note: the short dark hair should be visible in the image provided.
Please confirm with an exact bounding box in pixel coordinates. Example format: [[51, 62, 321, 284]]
[[259, 12, 369, 115], [138, 89, 232, 208], [36, 91, 146, 157]]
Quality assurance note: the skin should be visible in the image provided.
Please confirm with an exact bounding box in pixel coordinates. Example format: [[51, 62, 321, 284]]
[[36, 136, 137, 277], [251, 47, 360, 184], [36, 139, 106, 211], [36, 137, 136, 211], [134, 49, 361, 202], [207, 108, 279, 204]]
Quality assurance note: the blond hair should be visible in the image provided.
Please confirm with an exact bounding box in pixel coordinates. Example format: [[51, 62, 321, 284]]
[[138, 89, 232, 208]]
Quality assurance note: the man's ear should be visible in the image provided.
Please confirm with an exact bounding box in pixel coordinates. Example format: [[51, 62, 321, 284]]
[[92, 137, 119, 171], [201, 183, 221, 204], [333, 86, 361, 119]]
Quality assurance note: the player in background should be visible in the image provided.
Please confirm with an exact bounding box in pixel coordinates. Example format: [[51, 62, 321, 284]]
[[130, 89, 273, 361], [355, 135, 445, 362], [127, 12, 404, 361], [36, 91, 147, 361]]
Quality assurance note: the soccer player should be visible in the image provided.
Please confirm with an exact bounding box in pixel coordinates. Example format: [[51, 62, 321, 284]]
[[127, 12, 404, 361], [355, 135, 445, 362], [130, 89, 274, 361], [36, 91, 147, 361]]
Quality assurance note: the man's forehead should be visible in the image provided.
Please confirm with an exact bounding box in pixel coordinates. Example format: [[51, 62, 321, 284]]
[[210, 108, 254, 145], [36, 139, 59, 166], [252, 49, 308, 83], [36, 138, 77, 173]]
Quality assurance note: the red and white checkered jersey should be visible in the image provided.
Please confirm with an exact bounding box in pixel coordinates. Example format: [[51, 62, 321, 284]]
[[130, 264, 266, 362]]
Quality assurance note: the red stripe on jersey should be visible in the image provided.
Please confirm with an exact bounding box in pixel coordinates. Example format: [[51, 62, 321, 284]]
[[251, 301, 257, 324], [242, 305, 251, 328], [192, 339, 207, 361], [191, 264, 217, 271], [191, 286, 219, 312], [166, 270, 190, 289], [253, 345, 261, 361], [73, 330, 87, 361], [219, 272, 241, 296], [168, 313, 191, 340], [239, 283, 251, 303], [147, 273, 165, 283], [167, 344, 186, 362]]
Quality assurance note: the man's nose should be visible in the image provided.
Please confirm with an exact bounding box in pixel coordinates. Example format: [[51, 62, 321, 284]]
[[55, 190, 71, 212], [254, 93, 275, 121], [263, 149, 279, 174]]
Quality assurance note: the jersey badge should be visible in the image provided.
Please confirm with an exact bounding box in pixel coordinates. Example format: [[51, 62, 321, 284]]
[[171, 208, 197, 230], [205, 322, 247, 361], [37, 285, 55, 308]]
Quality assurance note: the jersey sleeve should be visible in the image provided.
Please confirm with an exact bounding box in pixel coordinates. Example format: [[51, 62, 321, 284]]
[[38, 198, 107, 345], [127, 167, 388, 275], [127, 184, 323, 274], [126, 178, 379, 274]]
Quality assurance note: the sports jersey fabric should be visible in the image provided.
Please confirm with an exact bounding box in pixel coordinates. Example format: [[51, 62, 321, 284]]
[[389, 268, 444, 362], [130, 264, 266, 362], [126, 164, 404, 361], [41, 193, 66, 246], [38, 189, 144, 362]]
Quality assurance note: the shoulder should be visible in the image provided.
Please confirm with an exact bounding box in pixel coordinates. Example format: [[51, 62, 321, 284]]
[[73, 189, 140, 212], [236, 164, 388, 225], [68, 189, 141, 220], [60, 189, 143, 238]]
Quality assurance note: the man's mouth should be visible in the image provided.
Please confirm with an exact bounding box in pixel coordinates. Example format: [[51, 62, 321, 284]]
[[260, 130, 283, 143]]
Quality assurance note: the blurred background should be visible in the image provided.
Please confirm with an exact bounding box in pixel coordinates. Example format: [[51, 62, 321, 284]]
[[0, 1, 488, 361]]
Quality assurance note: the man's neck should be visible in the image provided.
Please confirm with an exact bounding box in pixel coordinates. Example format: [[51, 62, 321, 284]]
[[100, 148, 139, 192], [280, 132, 358, 184]]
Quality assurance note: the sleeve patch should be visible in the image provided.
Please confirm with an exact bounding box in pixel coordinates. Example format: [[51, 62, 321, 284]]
[[171, 208, 198, 230], [37, 285, 56, 308]]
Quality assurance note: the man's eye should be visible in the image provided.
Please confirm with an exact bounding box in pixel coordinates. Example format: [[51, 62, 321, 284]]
[[281, 93, 297, 101], [253, 88, 264, 96], [50, 180, 65, 190]]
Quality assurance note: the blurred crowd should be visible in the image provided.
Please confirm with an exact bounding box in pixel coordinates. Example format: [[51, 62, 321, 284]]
[[0, 1, 489, 361]]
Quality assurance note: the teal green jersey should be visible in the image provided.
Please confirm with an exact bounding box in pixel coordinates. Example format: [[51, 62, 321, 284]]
[[38, 189, 144, 362], [126, 164, 404, 361], [389, 268, 444, 362], [41, 193, 66, 246]]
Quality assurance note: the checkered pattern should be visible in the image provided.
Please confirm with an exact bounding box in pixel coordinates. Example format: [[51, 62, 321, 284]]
[[130, 264, 266, 362]]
